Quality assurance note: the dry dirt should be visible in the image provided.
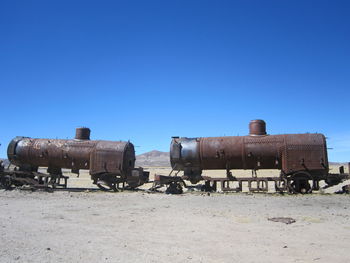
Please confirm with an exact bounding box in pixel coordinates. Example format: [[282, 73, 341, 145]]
[[0, 167, 350, 263]]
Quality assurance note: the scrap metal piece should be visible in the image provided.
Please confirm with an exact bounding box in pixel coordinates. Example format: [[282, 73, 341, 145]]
[[342, 184, 350, 193], [150, 175, 185, 194], [165, 182, 183, 194], [335, 184, 350, 194], [268, 217, 296, 224]]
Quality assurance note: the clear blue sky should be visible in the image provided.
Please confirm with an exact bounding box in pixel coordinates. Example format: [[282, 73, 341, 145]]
[[1, 0, 349, 161]]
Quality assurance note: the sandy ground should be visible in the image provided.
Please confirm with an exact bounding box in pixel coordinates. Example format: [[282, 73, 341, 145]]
[[1, 167, 350, 263]]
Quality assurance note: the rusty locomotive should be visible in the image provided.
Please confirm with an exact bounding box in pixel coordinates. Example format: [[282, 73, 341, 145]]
[[1, 121, 348, 194], [1, 128, 149, 191], [162, 120, 348, 193]]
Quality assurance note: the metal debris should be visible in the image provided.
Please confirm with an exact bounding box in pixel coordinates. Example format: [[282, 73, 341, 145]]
[[268, 217, 296, 224], [335, 184, 350, 194]]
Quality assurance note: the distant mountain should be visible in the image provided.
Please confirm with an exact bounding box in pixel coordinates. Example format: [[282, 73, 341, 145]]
[[136, 150, 170, 167], [329, 162, 348, 166], [0, 158, 10, 168]]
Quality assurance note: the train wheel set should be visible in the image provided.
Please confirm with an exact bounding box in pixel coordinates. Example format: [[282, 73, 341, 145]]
[[1, 120, 349, 194]]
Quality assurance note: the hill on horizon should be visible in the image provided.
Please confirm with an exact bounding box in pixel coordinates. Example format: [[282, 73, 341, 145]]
[[135, 150, 170, 167]]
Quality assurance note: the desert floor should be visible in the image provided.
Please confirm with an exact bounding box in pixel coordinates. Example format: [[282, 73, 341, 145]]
[[0, 167, 349, 263]]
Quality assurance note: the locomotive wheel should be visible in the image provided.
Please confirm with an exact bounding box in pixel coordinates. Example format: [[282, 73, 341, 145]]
[[288, 172, 312, 194]]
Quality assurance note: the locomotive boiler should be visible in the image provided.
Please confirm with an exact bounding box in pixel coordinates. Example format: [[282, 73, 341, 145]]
[[169, 120, 333, 193], [5, 128, 148, 191]]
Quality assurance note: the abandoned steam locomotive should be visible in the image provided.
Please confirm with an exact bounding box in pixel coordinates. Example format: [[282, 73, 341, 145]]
[[1, 128, 149, 191], [1, 121, 348, 193], [167, 120, 347, 193]]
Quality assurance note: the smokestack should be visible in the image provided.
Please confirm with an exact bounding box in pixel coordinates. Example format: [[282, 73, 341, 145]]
[[249, 120, 267, 136], [75, 127, 91, 140]]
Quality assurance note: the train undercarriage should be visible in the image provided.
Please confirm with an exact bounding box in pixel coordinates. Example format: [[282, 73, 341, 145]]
[[0, 164, 149, 192], [151, 168, 349, 194], [1, 162, 348, 194]]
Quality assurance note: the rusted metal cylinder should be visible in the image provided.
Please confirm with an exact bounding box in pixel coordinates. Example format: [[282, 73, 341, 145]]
[[75, 127, 90, 140], [170, 120, 329, 181], [7, 134, 135, 176], [249, 119, 266, 136]]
